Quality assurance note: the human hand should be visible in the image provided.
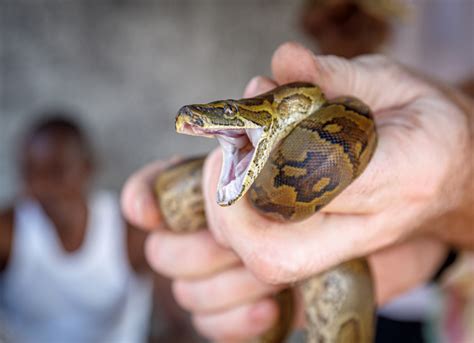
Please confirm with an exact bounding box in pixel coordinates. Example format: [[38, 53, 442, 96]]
[[119, 40, 470, 341], [202, 42, 471, 286], [120, 151, 450, 342], [121, 41, 472, 341], [121, 160, 287, 340]]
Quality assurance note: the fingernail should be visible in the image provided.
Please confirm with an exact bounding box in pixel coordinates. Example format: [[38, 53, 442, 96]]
[[244, 76, 261, 97]]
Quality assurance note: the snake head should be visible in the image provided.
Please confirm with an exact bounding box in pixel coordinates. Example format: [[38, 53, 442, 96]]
[[175, 83, 325, 206]]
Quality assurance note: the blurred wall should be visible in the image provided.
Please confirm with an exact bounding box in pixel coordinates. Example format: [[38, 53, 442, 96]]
[[1, 0, 472, 204], [0, 0, 309, 203]]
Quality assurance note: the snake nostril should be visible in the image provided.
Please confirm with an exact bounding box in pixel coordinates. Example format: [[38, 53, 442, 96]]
[[178, 105, 192, 117], [178, 105, 205, 126]]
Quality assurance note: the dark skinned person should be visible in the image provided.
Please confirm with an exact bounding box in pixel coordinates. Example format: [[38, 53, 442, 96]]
[[0, 115, 197, 343]]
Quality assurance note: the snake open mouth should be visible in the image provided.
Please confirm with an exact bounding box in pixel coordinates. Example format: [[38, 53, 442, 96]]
[[178, 123, 263, 205], [216, 128, 263, 205]]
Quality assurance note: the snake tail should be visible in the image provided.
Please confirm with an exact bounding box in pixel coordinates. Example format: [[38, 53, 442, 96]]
[[299, 259, 375, 343]]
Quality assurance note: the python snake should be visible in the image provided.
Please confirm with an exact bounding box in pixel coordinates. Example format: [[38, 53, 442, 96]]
[[155, 83, 377, 342]]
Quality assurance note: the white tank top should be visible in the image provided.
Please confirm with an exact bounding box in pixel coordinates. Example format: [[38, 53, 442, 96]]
[[0, 191, 153, 343]]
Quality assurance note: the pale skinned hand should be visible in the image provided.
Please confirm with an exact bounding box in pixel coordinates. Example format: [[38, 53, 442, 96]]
[[121, 159, 448, 341], [122, 42, 472, 341], [202, 42, 471, 285]]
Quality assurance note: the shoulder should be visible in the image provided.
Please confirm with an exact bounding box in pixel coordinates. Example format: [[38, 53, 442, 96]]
[[0, 206, 14, 273]]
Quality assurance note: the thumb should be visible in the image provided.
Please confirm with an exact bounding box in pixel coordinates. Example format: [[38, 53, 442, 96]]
[[271, 42, 431, 112]]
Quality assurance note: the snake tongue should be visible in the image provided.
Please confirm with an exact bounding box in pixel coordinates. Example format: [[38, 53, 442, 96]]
[[216, 128, 263, 205]]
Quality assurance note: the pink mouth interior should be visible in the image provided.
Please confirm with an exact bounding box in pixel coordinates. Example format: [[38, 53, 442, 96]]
[[179, 123, 262, 204]]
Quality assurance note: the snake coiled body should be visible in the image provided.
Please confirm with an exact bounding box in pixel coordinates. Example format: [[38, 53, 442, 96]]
[[155, 83, 377, 342]]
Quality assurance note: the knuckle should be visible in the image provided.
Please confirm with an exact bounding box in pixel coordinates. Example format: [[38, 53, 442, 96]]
[[214, 231, 230, 248], [354, 53, 393, 69], [354, 54, 406, 83], [318, 55, 354, 80], [209, 226, 229, 248], [207, 216, 231, 249], [246, 252, 295, 285], [173, 278, 224, 313]]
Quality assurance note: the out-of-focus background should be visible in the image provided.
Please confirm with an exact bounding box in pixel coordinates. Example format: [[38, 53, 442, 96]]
[[1, 0, 312, 201], [1, 0, 472, 203], [0, 1, 473, 342]]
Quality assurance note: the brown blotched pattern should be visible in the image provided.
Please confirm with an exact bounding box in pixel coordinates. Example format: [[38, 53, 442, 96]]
[[250, 97, 377, 222], [155, 83, 377, 343], [155, 157, 206, 232]]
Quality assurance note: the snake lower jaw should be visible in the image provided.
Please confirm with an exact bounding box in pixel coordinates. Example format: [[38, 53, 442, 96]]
[[176, 116, 266, 206], [216, 128, 264, 206]]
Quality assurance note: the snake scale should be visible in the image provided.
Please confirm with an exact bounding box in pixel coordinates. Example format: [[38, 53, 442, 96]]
[[155, 83, 377, 342]]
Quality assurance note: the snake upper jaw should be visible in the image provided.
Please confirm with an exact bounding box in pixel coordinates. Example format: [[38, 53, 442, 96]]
[[215, 127, 265, 206]]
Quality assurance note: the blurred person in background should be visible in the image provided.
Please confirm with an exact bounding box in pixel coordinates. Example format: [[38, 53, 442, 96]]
[[0, 114, 197, 342], [301, 0, 397, 58]]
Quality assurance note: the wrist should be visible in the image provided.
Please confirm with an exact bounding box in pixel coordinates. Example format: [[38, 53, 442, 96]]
[[432, 89, 474, 249]]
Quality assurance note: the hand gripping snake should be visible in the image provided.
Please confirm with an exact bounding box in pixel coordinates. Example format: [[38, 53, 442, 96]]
[[155, 83, 377, 342]]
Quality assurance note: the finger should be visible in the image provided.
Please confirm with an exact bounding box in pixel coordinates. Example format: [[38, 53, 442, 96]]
[[243, 76, 278, 98], [121, 158, 180, 230], [172, 266, 282, 313], [145, 229, 240, 279], [271, 42, 433, 112], [369, 235, 447, 305], [203, 149, 384, 284], [192, 298, 279, 342]]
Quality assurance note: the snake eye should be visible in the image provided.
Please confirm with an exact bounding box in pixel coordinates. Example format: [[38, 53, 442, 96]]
[[223, 102, 238, 118]]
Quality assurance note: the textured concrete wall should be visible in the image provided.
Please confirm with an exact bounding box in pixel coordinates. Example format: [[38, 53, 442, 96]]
[[1, 0, 472, 204], [0, 0, 309, 203]]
